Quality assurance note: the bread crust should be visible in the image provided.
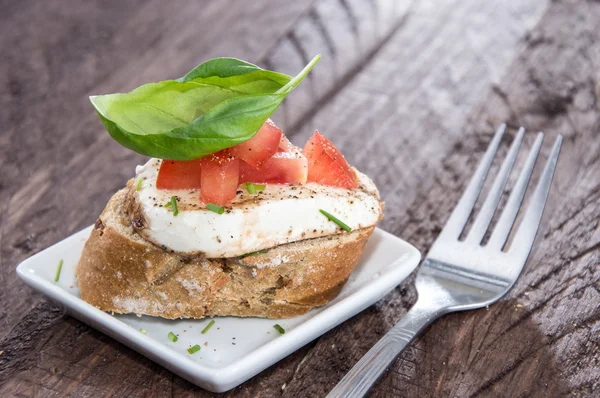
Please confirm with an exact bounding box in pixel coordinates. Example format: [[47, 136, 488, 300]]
[[76, 187, 378, 319]]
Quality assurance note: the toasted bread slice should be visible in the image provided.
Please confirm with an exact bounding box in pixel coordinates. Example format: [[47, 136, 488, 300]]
[[76, 187, 377, 319]]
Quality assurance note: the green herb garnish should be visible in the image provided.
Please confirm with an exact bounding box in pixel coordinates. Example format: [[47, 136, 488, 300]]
[[134, 177, 143, 190], [168, 331, 178, 342], [319, 209, 351, 232], [90, 55, 321, 160], [140, 329, 147, 334], [245, 182, 266, 194], [187, 344, 201, 354], [206, 203, 224, 214], [241, 248, 269, 258], [164, 201, 172, 208], [170, 196, 178, 216], [54, 259, 63, 282], [245, 182, 256, 194], [201, 320, 215, 334], [273, 324, 285, 334]]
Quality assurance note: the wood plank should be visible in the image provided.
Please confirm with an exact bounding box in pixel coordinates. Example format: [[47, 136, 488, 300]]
[[0, 0, 548, 391], [2, 0, 599, 396]]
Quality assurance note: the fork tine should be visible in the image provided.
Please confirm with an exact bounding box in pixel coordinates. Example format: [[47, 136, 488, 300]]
[[441, 124, 506, 239], [467, 127, 525, 244], [487, 133, 544, 250], [508, 135, 562, 258]]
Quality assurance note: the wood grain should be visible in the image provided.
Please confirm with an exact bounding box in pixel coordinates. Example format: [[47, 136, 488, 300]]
[[1, 0, 599, 397]]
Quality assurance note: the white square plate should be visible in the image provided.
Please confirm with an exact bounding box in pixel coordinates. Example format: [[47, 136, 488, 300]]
[[17, 226, 420, 392]]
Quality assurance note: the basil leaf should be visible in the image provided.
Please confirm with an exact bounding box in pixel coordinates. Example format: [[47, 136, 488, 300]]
[[90, 55, 320, 160], [178, 57, 292, 93]]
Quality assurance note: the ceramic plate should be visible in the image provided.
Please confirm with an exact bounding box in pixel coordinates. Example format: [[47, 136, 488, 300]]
[[16, 226, 420, 392]]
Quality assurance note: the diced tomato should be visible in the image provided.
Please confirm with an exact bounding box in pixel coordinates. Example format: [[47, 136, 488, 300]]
[[199, 150, 240, 206], [303, 131, 358, 189], [278, 134, 294, 152], [228, 119, 282, 169], [156, 159, 202, 190], [239, 147, 308, 185], [157, 128, 356, 206]]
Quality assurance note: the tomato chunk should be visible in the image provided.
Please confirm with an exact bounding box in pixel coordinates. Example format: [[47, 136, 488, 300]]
[[239, 146, 307, 185], [156, 159, 202, 190], [199, 150, 240, 206], [228, 119, 282, 169], [278, 134, 294, 152], [303, 131, 358, 189]]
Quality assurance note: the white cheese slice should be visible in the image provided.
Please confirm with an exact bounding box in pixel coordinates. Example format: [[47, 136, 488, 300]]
[[133, 159, 382, 258]]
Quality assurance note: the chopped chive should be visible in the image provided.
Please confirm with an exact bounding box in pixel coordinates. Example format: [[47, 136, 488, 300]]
[[164, 201, 172, 208], [140, 329, 147, 334], [206, 203, 224, 214], [168, 331, 178, 342], [245, 182, 256, 194], [54, 259, 63, 282], [134, 177, 143, 190], [187, 344, 201, 354], [245, 182, 266, 194], [319, 209, 351, 232], [273, 324, 285, 334], [170, 196, 178, 216], [201, 320, 215, 334], [241, 248, 269, 258]]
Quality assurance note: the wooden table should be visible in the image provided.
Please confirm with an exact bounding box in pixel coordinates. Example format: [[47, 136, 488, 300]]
[[1, 1, 599, 396]]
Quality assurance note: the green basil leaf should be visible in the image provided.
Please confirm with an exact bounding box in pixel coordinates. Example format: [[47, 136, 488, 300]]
[[178, 57, 292, 93], [90, 55, 320, 160]]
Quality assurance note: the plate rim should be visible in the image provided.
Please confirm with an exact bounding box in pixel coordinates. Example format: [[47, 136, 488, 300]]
[[16, 226, 421, 392]]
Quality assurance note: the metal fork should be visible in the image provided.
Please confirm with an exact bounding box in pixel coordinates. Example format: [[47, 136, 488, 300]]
[[328, 125, 562, 398]]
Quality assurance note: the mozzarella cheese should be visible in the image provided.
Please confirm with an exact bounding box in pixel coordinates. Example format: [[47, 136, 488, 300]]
[[133, 159, 382, 258]]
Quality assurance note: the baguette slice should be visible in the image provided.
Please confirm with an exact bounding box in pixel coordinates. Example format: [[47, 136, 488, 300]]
[[76, 187, 377, 319]]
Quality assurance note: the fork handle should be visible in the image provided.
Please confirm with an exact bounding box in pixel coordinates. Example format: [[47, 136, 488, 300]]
[[327, 298, 444, 398]]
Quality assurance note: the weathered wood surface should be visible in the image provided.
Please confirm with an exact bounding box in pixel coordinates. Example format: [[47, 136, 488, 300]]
[[1, 0, 599, 396]]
